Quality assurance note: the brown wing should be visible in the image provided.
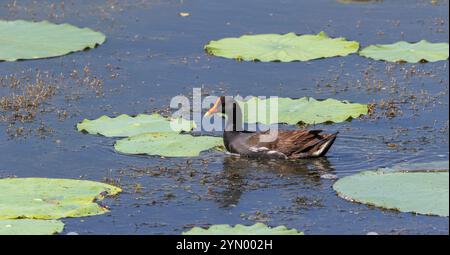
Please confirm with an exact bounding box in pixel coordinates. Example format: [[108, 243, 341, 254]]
[[246, 129, 336, 157]]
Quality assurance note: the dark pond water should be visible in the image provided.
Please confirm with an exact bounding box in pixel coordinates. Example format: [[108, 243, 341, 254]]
[[0, 0, 448, 234]]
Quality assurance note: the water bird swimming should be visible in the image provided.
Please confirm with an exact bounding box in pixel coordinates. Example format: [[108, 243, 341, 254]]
[[204, 96, 338, 159]]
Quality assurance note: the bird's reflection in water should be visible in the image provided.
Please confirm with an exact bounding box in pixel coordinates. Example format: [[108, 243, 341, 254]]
[[209, 155, 336, 208]]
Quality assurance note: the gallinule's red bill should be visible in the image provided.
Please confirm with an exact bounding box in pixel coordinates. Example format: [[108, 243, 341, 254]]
[[204, 96, 338, 159]]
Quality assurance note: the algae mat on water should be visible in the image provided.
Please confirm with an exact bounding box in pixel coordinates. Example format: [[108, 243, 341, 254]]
[[77, 114, 195, 137], [333, 170, 449, 217], [183, 223, 303, 235], [237, 97, 368, 125], [0, 178, 121, 219], [359, 40, 449, 63], [0, 20, 105, 61], [115, 132, 223, 157], [205, 32, 359, 62], [0, 219, 64, 235]]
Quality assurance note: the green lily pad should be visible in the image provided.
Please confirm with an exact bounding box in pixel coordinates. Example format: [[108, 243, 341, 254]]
[[237, 97, 368, 125], [0, 20, 105, 61], [388, 161, 449, 172], [0, 219, 64, 235], [333, 170, 449, 217], [359, 40, 449, 63], [205, 31, 359, 62], [0, 178, 122, 219], [114, 132, 223, 157], [183, 223, 303, 235], [77, 114, 195, 137]]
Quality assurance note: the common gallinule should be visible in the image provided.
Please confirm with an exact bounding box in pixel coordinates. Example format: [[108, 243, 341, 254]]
[[204, 96, 338, 159]]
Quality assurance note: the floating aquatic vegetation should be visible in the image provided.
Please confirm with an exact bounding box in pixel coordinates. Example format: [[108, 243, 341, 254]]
[[205, 32, 359, 62], [115, 132, 223, 157], [386, 161, 449, 172], [183, 223, 303, 235], [0, 76, 57, 123], [0, 20, 105, 61], [0, 219, 64, 235], [333, 164, 449, 217], [78, 113, 220, 158], [237, 97, 368, 125], [359, 40, 449, 63], [77, 114, 195, 137], [0, 178, 121, 219]]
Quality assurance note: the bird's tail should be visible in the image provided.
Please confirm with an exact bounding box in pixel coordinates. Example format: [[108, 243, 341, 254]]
[[310, 132, 338, 157]]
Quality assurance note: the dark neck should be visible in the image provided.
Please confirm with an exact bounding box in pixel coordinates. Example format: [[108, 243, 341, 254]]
[[225, 103, 243, 132]]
